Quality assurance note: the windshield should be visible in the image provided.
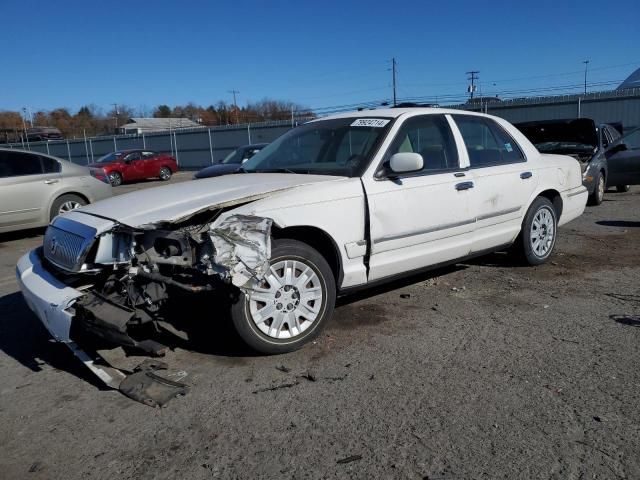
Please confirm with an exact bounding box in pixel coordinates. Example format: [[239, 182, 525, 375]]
[[221, 148, 244, 164], [96, 152, 124, 163], [242, 117, 393, 177]]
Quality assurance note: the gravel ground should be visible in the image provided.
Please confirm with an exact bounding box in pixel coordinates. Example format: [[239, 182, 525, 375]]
[[0, 178, 638, 480]]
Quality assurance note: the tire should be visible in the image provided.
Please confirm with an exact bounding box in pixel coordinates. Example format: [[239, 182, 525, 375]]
[[108, 171, 123, 186], [616, 185, 631, 193], [230, 238, 336, 354], [159, 167, 172, 181], [50, 194, 87, 221], [519, 196, 558, 266], [588, 171, 605, 206]]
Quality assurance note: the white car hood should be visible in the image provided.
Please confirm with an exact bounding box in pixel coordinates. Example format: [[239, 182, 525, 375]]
[[73, 173, 340, 228]]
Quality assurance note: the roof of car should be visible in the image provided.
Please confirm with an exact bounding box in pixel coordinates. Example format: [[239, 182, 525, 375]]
[[318, 107, 494, 121]]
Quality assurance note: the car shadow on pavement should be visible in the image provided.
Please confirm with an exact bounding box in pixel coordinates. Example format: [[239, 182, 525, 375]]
[[460, 250, 528, 269], [596, 220, 640, 228], [0, 227, 45, 243], [0, 292, 108, 389], [337, 264, 466, 307], [610, 314, 640, 327]]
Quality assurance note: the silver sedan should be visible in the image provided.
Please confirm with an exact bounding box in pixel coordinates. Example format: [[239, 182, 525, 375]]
[[0, 148, 112, 233]]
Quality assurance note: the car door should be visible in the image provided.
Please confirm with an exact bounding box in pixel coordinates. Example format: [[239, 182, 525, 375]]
[[123, 151, 145, 180], [363, 114, 475, 281], [606, 128, 640, 185], [141, 151, 158, 177], [0, 151, 61, 229], [451, 115, 538, 253]]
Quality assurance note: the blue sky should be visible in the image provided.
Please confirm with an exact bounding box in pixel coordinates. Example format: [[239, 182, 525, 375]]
[[1, 0, 638, 114]]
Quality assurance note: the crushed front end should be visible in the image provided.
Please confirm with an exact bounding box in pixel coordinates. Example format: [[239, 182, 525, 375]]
[[16, 209, 272, 398]]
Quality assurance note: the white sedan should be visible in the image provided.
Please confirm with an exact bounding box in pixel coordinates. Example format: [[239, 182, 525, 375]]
[[17, 108, 587, 363]]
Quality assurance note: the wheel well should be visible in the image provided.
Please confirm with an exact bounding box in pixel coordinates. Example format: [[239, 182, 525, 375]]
[[272, 226, 342, 286], [55, 192, 89, 204], [538, 189, 563, 218]]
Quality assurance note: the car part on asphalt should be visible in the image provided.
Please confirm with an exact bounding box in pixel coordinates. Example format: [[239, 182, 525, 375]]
[[118, 359, 189, 407]]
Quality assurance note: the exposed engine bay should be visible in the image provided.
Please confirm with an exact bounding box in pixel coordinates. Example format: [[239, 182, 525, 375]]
[[43, 210, 273, 352]]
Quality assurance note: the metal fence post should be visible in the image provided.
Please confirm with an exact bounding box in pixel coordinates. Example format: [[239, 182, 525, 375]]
[[173, 132, 179, 165], [247, 124, 252, 144], [46, 141, 50, 155], [142, 132, 146, 149], [208, 128, 214, 165], [89, 138, 94, 162], [66, 140, 72, 163], [113, 136, 117, 151]]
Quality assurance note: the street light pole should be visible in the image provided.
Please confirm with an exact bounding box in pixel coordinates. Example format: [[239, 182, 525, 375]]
[[582, 60, 590, 95]]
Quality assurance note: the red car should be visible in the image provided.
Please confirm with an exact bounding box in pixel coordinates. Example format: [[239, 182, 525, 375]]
[[89, 150, 178, 186]]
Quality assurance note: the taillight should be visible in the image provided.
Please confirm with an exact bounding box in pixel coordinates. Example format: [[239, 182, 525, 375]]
[[90, 168, 110, 184]]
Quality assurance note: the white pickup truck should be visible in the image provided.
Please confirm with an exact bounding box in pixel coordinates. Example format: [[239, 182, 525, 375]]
[[17, 108, 587, 360]]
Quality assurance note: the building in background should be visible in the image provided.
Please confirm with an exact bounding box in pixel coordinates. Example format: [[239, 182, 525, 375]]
[[118, 117, 200, 135]]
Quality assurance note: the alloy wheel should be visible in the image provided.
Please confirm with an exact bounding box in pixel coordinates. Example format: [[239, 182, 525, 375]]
[[58, 200, 82, 215], [529, 206, 555, 258], [248, 259, 323, 339]]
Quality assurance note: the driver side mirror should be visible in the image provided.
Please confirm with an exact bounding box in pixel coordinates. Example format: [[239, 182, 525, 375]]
[[389, 152, 424, 174], [607, 142, 627, 154]]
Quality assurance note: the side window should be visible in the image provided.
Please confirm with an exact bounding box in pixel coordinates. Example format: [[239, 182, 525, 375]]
[[40, 155, 61, 173], [601, 128, 611, 149], [141, 151, 155, 159], [454, 115, 524, 167], [387, 115, 459, 172], [125, 152, 142, 162], [0, 151, 44, 177], [622, 129, 640, 150]]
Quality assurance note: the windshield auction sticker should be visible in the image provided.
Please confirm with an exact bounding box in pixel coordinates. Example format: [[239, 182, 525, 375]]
[[351, 118, 390, 127]]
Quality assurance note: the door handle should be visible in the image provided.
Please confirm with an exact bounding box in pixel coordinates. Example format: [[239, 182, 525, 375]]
[[44, 179, 59, 184], [455, 181, 474, 191], [520, 171, 533, 179]]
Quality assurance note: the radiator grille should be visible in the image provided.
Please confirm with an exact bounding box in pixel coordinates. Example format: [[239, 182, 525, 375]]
[[43, 225, 90, 271]]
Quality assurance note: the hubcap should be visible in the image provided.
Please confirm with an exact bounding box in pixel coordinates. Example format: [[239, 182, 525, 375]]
[[248, 259, 323, 339], [160, 169, 170, 179], [59, 201, 81, 214], [109, 173, 121, 185], [598, 176, 605, 200], [530, 207, 555, 258]]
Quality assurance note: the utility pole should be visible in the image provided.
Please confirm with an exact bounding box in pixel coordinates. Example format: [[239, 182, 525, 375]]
[[466, 71, 479, 100], [391, 57, 397, 106], [582, 60, 590, 95], [111, 103, 119, 132], [228, 89, 240, 124]]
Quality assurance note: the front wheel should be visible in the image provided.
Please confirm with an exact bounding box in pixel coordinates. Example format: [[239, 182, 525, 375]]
[[616, 185, 631, 193], [50, 194, 87, 221], [230, 239, 336, 354], [159, 167, 172, 181], [519, 197, 558, 266], [588, 171, 605, 205]]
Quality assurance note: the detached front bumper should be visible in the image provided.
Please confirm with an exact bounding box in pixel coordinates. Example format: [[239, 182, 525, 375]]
[[16, 248, 85, 343]]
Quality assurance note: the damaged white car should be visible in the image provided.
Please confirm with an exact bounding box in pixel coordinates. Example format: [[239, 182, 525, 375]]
[[17, 108, 588, 361]]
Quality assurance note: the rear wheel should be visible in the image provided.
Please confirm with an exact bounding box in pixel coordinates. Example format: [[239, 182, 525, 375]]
[[230, 239, 336, 354], [108, 171, 123, 186], [588, 171, 605, 205], [159, 167, 172, 181], [519, 197, 558, 266], [616, 185, 631, 193], [50, 194, 87, 221]]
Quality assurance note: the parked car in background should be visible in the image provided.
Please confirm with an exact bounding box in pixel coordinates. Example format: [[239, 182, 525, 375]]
[[514, 118, 636, 205], [194, 143, 267, 179], [605, 127, 640, 188], [17, 108, 587, 370], [89, 150, 178, 186], [0, 148, 112, 233], [26, 127, 63, 142]]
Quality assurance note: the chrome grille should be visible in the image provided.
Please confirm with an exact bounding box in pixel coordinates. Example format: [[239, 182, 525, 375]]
[[43, 223, 94, 271]]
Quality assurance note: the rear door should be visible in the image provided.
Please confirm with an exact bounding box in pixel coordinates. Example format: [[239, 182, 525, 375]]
[[451, 115, 538, 253], [141, 151, 158, 176], [606, 129, 640, 185], [0, 151, 61, 228]]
